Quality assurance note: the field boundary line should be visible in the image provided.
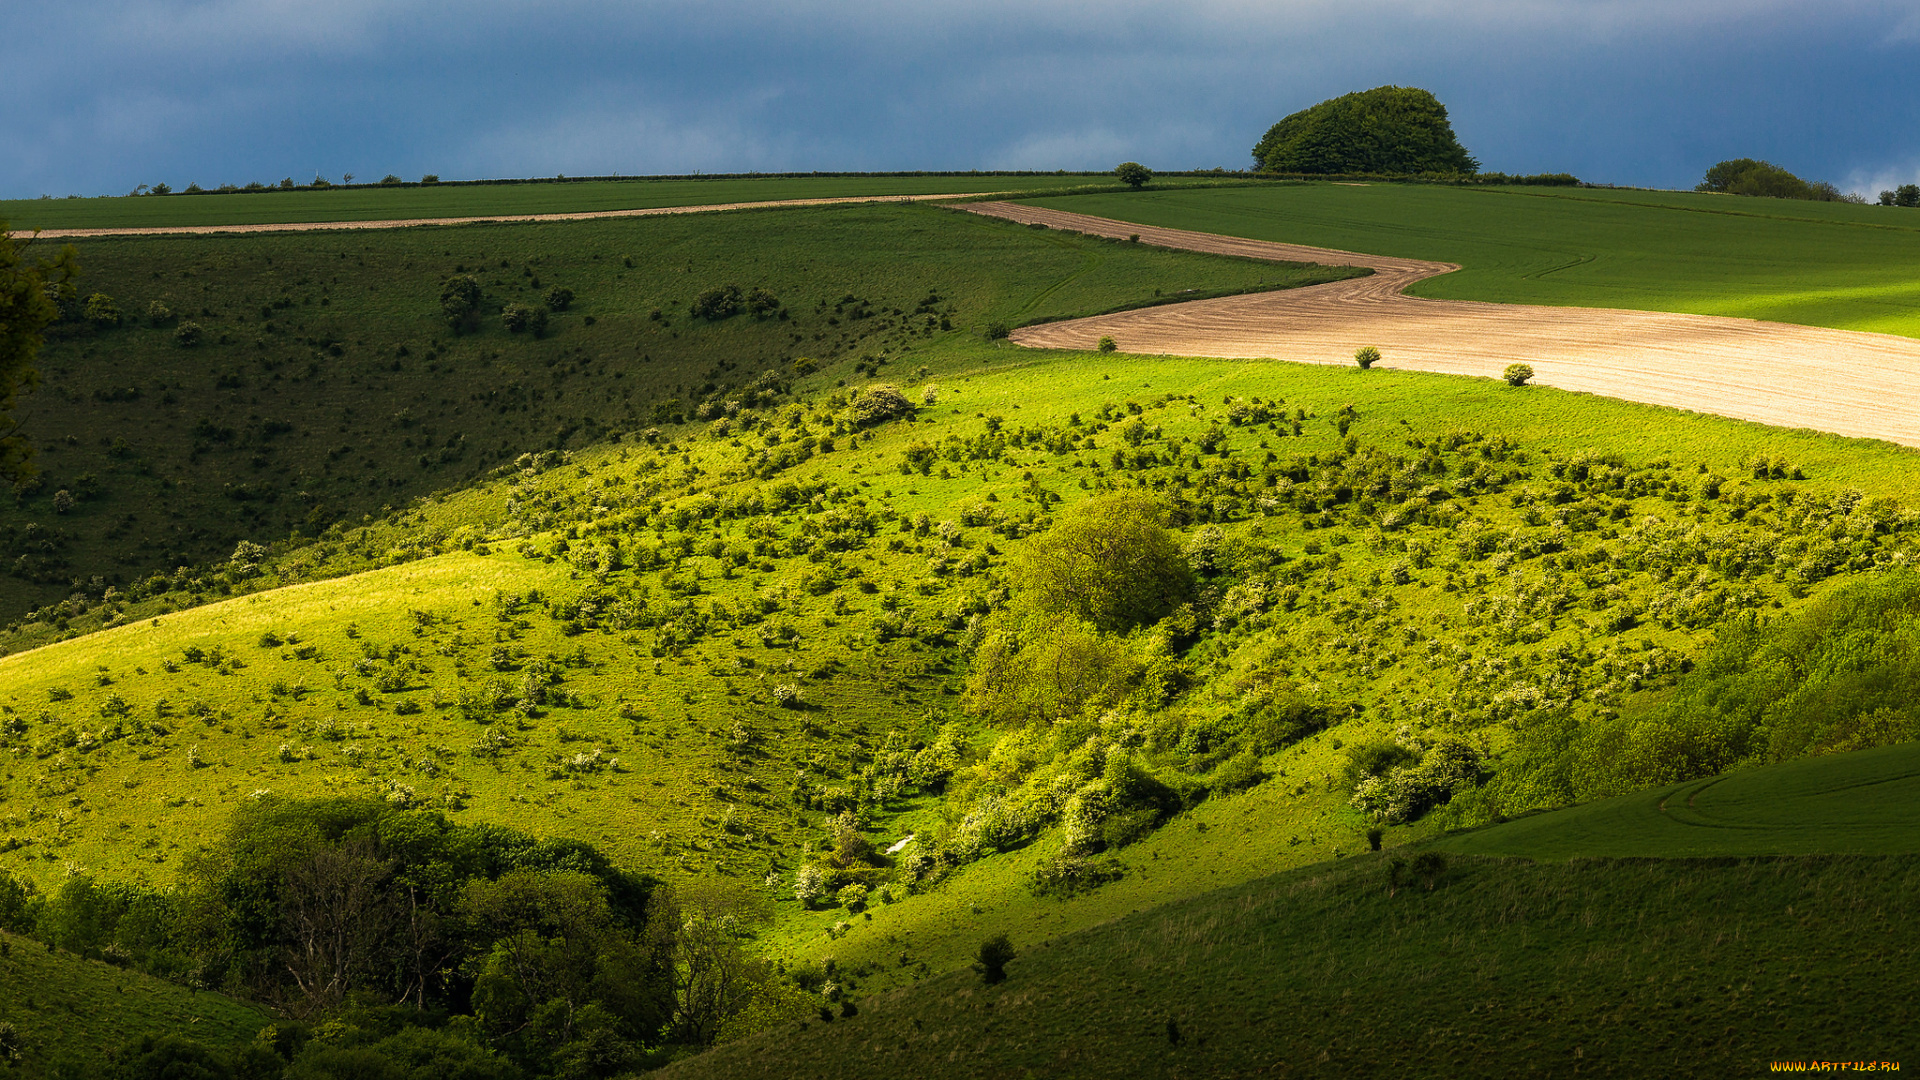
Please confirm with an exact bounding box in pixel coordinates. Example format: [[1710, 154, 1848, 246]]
[[21, 192, 1017, 239]]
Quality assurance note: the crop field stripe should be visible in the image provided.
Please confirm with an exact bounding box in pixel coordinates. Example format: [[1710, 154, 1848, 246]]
[[24, 192, 1018, 239], [1019, 184, 1920, 337], [968, 201, 1920, 449]]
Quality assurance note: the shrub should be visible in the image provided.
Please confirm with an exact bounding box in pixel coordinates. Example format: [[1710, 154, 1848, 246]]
[[439, 275, 482, 331], [690, 284, 743, 320], [1503, 363, 1534, 386], [836, 883, 868, 910], [1028, 852, 1126, 897], [145, 300, 173, 326], [1354, 346, 1381, 370], [501, 303, 547, 335], [985, 322, 1011, 340], [83, 292, 120, 327], [745, 288, 781, 317], [1096, 336, 1117, 353], [1208, 750, 1269, 794], [543, 285, 574, 311], [380, 174, 402, 185], [1366, 827, 1383, 851], [794, 863, 826, 907], [174, 321, 203, 347], [1115, 161, 1152, 189], [849, 384, 915, 427], [420, 174, 440, 184], [973, 934, 1015, 985]]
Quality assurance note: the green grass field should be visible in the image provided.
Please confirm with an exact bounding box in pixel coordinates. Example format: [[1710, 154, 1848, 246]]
[[1432, 741, 1920, 860], [0, 930, 266, 1074], [4, 201, 1349, 621], [1032, 183, 1920, 337], [9, 183, 1920, 1074], [0, 174, 1114, 231], [668, 852, 1920, 1079], [6, 342, 1918, 974]]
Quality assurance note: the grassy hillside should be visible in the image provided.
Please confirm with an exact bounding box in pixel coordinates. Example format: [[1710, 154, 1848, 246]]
[[4, 341, 1917, 967], [1434, 740, 1920, 860], [1033, 183, 1920, 337], [666, 851, 1920, 1079], [0, 174, 1111, 231], [0, 929, 266, 1075], [9, 185, 1920, 1074], [4, 201, 1350, 622]]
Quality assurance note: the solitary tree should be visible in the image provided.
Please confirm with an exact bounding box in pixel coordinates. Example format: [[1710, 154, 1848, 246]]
[[1115, 162, 1152, 189], [1503, 362, 1534, 386], [1012, 492, 1193, 632], [1354, 346, 1381, 369], [974, 934, 1016, 985], [1898, 184, 1920, 208], [1, 222, 77, 485]]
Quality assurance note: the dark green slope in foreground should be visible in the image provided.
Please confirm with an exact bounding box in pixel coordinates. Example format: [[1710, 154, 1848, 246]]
[[1435, 740, 1920, 860], [668, 746, 1920, 1079], [0, 929, 266, 1075]]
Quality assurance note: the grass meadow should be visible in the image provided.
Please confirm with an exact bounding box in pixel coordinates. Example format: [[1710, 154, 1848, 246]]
[[0, 174, 1113, 231], [669, 850, 1920, 1079], [5, 201, 1348, 620], [6, 340, 1920, 1000], [7, 184, 1920, 1071], [1037, 183, 1920, 337], [1432, 740, 1920, 860], [0, 929, 266, 1073]]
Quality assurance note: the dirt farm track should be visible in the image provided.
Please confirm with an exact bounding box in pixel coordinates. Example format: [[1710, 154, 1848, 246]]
[[29, 193, 1920, 449], [965, 202, 1920, 450]]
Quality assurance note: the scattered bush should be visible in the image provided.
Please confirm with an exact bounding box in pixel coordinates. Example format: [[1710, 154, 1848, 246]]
[[985, 322, 1011, 340], [691, 284, 743, 320], [849, 384, 915, 427], [145, 300, 173, 326], [1028, 852, 1126, 897], [974, 933, 1016, 985], [83, 292, 120, 327], [745, 288, 781, 317], [1097, 336, 1117, 353], [174, 321, 203, 347], [439, 275, 482, 331], [1503, 363, 1534, 387], [543, 285, 573, 311], [501, 303, 547, 336]]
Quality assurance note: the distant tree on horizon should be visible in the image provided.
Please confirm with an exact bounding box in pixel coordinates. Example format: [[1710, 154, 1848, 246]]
[[1252, 87, 1478, 176]]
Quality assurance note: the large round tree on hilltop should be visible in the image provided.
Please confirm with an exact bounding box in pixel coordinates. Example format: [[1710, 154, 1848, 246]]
[[1253, 86, 1478, 176]]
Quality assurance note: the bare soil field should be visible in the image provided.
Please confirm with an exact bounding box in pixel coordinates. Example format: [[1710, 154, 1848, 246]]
[[24, 192, 1004, 238], [967, 202, 1920, 449]]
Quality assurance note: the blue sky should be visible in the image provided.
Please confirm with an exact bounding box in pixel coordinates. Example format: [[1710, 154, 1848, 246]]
[[7, 1, 1920, 199]]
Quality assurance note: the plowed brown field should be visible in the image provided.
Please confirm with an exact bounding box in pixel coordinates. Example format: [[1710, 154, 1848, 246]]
[[966, 201, 1920, 449]]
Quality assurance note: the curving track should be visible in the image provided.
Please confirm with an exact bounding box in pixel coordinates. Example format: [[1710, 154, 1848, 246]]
[[965, 201, 1920, 449]]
